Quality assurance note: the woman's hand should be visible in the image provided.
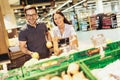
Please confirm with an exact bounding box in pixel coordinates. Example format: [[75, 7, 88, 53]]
[[54, 48, 62, 56]]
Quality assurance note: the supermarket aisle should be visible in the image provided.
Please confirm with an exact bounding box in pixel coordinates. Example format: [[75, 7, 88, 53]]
[[1, 28, 120, 66], [76, 28, 120, 51]]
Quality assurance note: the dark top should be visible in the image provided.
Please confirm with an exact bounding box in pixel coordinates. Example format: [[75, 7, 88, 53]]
[[18, 23, 50, 59]]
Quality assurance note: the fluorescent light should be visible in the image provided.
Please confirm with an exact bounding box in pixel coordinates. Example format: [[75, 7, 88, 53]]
[[46, 0, 72, 17], [62, 0, 87, 12]]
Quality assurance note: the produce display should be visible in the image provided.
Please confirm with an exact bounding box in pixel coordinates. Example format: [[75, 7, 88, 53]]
[[22, 55, 71, 80], [23, 58, 39, 67], [36, 62, 88, 80], [80, 46, 120, 80], [1, 67, 23, 80], [67, 62, 88, 80], [3, 40, 120, 80], [50, 76, 62, 80], [91, 59, 120, 80]]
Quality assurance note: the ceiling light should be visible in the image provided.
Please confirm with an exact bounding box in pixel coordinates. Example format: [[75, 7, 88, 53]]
[[62, 0, 87, 12], [45, 0, 72, 18]]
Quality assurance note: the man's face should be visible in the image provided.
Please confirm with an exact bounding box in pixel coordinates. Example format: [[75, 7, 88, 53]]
[[25, 9, 38, 26]]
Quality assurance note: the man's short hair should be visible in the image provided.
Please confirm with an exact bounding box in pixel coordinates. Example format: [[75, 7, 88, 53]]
[[24, 5, 37, 14]]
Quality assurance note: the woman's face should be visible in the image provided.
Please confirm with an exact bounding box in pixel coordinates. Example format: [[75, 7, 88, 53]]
[[53, 13, 64, 27], [25, 9, 38, 26]]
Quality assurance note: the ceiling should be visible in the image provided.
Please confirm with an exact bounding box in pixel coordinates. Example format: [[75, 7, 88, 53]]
[[9, 0, 120, 16], [10, 0, 68, 15], [8, 0, 120, 26], [8, 0, 20, 5]]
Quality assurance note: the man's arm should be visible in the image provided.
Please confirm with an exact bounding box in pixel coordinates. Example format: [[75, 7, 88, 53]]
[[46, 31, 52, 42], [19, 41, 33, 56]]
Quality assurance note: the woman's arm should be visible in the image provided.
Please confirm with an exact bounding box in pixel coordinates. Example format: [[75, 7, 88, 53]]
[[70, 35, 79, 48], [70, 25, 79, 48]]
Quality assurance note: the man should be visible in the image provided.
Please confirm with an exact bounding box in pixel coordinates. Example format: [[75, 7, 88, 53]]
[[18, 5, 52, 59]]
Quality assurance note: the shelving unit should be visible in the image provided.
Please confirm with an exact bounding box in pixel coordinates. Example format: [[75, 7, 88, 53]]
[[116, 13, 120, 27]]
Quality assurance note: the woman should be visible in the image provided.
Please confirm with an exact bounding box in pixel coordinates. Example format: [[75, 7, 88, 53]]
[[52, 11, 78, 55]]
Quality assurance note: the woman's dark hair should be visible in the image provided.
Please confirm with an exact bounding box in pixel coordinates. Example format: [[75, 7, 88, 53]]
[[52, 10, 71, 26], [24, 5, 37, 14]]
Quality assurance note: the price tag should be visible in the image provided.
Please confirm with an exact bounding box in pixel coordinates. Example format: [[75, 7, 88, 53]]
[[0, 64, 3, 70], [0, 64, 8, 73]]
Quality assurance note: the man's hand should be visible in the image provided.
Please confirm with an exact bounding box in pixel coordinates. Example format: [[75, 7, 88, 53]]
[[31, 52, 39, 59], [46, 41, 53, 48]]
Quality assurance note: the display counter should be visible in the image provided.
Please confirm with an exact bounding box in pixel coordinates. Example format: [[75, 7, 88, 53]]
[[80, 47, 120, 80], [2, 40, 120, 80]]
